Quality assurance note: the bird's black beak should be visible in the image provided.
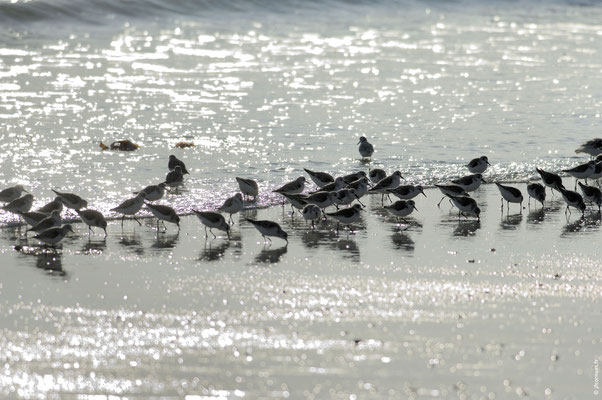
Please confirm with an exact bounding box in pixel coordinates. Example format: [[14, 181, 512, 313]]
[[413, 205, 418, 211], [481, 179, 487, 183], [421, 191, 427, 197], [486, 161, 491, 166]]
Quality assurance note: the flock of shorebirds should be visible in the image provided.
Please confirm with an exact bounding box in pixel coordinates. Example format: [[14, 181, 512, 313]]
[[2, 137, 602, 249]]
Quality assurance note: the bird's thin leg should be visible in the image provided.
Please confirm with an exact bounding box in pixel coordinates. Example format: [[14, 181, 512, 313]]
[[134, 216, 142, 226], [210, 229, 216, 239], [204, 226, 208, 238], [437, 197, 445, 207]]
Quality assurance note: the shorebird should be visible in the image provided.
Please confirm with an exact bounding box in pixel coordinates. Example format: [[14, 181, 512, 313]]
[[218, 193, 244, 223], [305, 191, 337, 212], [304, 168, 334, 188], [368, 171, 404, 205], [387, 185, 426, 200], [527, 183, 546, 208], [27, 210, 61, 234], [273, 177, 306, 196], [346, 177, 370, 198], [575, 138, 602, 158], [452, 174, 486, 192], [536, 168, 564, 195], [236, 177, 259, 201], [246, 219, 288, 244], [334, 188, 365, 208], [18, 210, 49, 227], [495, 183, 523, 213], [164, 165, 184, 189], [301, 204, 321, 229], [281, 193, 308, 214], [326, 204, 363, 233], [342, 171, 367, 185], [384, 200, 418, 222], [447, 195, 481, 221], [311, 177, 345, 194], [466, 156, 491, 174], [358, 136, 374, 159], [168, 155, 190, 174], [51, 189, 87, 211], [110, 192, 146, 226], [134, 183, 166, 202], [558, 188, 586, 216], [2, 194, 34, 214], [193, 210, 231, 239], [33, 224, 74, 248], [76, 209, 108, 236], [37, 197, 63, 215], [0, 185, 27, 203], [146, 203, 180, 232], [578, 182, 602, 212], [562, 161, 596, 188], [368, 169, 387, 184], [435, 184, 468, 207]]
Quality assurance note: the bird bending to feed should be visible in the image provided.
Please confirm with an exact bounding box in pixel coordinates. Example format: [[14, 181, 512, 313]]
[[578, 182, 602, 213], [368, 171, 404, 205], [52, 189, 88, 211], [562, 161, 596, 188], [387, 185, 426, 200], [536, 168, 564, 195], [358, 136, 374, 159], [165, 165, 184, 189], [301, 204, 321, 228], [575, 138, 602, 157], [218, 193, 244, 223], [558, 188, 586, 216], [246, 219, 288, 244], [304, 168, 334, 188], [168, 155, 190, 174], [110, 192, 146, 226], [495, 182, 523, 213], [435, 184, 468, 207], [384, 200, 418, 222], [34, 224, 74, 247], [193, 210, 230, 239], [326, 204, 363, 233], [447, 195, 481, 221], [369, 168, 387, 184], [236, 177, 259, 201], [145, 203, 180, 232], [527, 183, 546, 208], [2, 194, 34, 214], [452, 174, 486, 192], [0, 185, 27, 203], [134, 183, 166, 202], [466, 156, 491, 174], [27, 210, 61, 234], [77, 209, 108, 236]]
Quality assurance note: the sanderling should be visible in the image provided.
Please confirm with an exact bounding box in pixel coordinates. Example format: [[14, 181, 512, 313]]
[[369, 169, 387, 184], [495, 182, 523, 213], [193, 210, 231, 239], [342, 171, 367, 185], [246, 219, 288, 244], [273, 177, 306, 196], [37, 197, 63, 215], [146, 203, 180, 232], [76, 209, 108, 236], [304, 168, 334, 188], [301, 204, 321, 229], [466, 156, 491, 174], [51, 190, 88, 211], [236, 177, 259, 201], [368, 171, 404, 204], [2, 194, 34, 214], [527, 183, 546, 208], [358, 136, 374, 159], [575, 138, 602, 157], [305, 191, 337, 211], [578, 182, 602, 212], [452, 174, 486, 192], [218, 193, 244, 223], [435, 184, 468, 207], [110, 192, 146, 226], [387, 185, 426, 200], [562, 161, 596, 188], [0, 185, 27, 203], [558, 187, 586, 216], [135, 183, 166, 202], [33, 224, 74, 248], [589, 161, 602, 181], [27, 210, 61, 234], [281, 193, 308, 214], [346, 177, 370, 198], [326, 203, 363, 233], [384, 200, 418, 222], [447, 195, 481, 221], [168, 155, 190, 174], [165, 165, 184, 188], [313, 177, 345, 194], [18, 211, 49, 227], [536, 168, 564, 195], [334, 188, 365, 207]]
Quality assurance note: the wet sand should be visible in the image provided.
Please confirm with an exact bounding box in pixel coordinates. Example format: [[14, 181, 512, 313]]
[[0, 182, 600, 399]]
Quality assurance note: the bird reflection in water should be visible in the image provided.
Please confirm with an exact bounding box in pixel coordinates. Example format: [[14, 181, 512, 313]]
[[82, 238, 107, 255], [301, 229, 336, 248], [254, 245, 287, 264], [118, 232, 144, 255], [500, 213, 523, 231], [391, 231, 415, 252], [527, 208, 545, 225], [199, 239, 231, 262], [453, 220, 481, 237], [14, 245, 66, 277], [330, 238, 360, 262], [152, 233, 180, 250]]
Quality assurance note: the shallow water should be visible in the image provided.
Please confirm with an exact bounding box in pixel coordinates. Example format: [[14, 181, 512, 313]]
[[1, 184, 601, 398]]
